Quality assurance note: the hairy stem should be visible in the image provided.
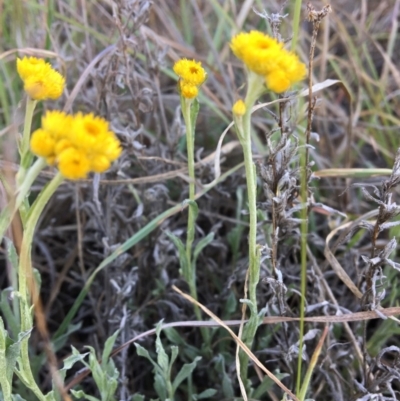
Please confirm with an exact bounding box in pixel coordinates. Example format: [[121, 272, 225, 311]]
[[182, 99, 200, 317], [18, 172, 64, 401], [236, 72, 264, 387]]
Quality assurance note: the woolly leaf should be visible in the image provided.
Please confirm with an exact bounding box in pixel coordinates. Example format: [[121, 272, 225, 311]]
[[172, 356, 201, 393], [101, 330, 119, 370], [192, 233, 214, 268], [165, 232, 188, 277], [155, 322, 169, 374]]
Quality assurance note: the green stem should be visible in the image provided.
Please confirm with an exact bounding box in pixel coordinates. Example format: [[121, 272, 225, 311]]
[[240, 122, 258, 308], [17, 98, 37, 187], [236, 72, 264, 386], [183, 99, 195, 279], [182, 99, 199, 308], [181, 98, 210, 348], [296, 131, 308, 395], [18, 172, 64, 401]]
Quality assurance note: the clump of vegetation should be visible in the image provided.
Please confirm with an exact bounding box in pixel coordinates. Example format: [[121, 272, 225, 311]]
[[0, 1, 400, 401]]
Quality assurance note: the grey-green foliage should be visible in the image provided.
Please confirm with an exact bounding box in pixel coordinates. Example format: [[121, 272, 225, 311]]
[[214, 355, 234, 400], [71, 330, 120, 401], [0, 317, 23, 401], [0, 313, 67, 401], [135, 322, 205, 401], [166, 226, 214, 281]]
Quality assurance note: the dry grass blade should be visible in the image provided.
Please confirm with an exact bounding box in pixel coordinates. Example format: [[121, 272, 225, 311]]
[[172, 285, 300, 401], [314, 168, 393, 178], [253, 79, 346, 114], [0, 47, 63, 61]]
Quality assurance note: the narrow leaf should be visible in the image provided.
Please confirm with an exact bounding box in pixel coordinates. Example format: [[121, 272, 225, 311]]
[[154, 372, 167, 400], [193, 233, 214, 267], [101, 330, 119, 369], [172, 356, 201, 392], [155, 322, 169, 374], [0, 289, 19, 340], [165, 231, 188, 276], [135, 343, 162, 374], [182, 199, 199, 222], [168, 346, 179, 377], [62, 347, 89, 371]]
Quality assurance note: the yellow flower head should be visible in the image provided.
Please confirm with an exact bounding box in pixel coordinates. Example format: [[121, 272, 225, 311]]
[[57, 147, 91, 180], [42, 110, 72, 141], [17, 56, 65, 100], [232, 99, 246, 116], [70, 113, 114, 153], [30, 128, 56, 158], [179, 81, 199, 99], [173, 59, 207, 86], [68, 113, 122, 177], [17, 57, 47, 80], [30, 111, 71, 159], [90, 155, 111, 173], [230, 31, 306, 93], [230, 31, 283, 76], [265, 70, 291, 93]]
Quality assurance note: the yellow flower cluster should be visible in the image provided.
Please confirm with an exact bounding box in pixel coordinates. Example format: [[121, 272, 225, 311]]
[[30, 111, 122, 180], [17, 57, 65, 101], [173, 59, 207, 99], [230, 31, 306, 93]]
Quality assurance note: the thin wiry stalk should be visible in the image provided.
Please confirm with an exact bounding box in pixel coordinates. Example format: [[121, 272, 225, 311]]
[[297, 3, 331, 395]]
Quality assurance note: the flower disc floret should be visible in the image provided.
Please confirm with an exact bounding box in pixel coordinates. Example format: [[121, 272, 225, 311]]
[[173, 59, 207, 86], [17, 56, 65, 100]]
